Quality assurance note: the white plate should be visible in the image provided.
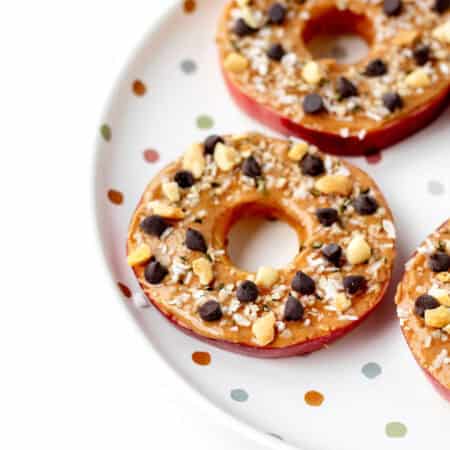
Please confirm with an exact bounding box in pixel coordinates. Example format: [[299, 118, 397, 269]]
[[94, 2, 450, 449]]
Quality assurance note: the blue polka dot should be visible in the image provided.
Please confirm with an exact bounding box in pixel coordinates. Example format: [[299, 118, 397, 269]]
[[230, 388, 248, 402], [362, 362, 382, 379]]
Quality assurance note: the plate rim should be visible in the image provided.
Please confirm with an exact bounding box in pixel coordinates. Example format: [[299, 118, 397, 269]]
[[90, 2, 301, 449]]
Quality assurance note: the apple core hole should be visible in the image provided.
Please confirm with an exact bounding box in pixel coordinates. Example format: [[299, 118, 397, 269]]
[[227, 214, 299, 273], [302, 8, 374, 65]]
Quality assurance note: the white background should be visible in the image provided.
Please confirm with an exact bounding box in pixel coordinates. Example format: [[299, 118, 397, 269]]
[[0, 1, 266, 449]]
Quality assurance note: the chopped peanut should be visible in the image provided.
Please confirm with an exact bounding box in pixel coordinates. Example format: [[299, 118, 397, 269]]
[[393, 30, 418, 46], [149, 201, 184, 219], [302, 61, 323, 85], [346, 235, 371, 265], [241, 6, 258, 28], [433, 20, 450, 44], [444, 324, 450, 334], [315, 175, 353, 196], [437, 272, 450, 283], [192, 257, 214, 285], [424, 306, 450, 328], [224, 53, 249, 73], [334, 293, 352, 313], [183, 143, 205, 179], [288, 142, 309, 161], [162, 181, 180, 203], [127, 243, 152, 267], [405, 68, 431, 89], [214, 143, 241, 171], [252, 312, 276, 346], [255, 266, 279, 289]]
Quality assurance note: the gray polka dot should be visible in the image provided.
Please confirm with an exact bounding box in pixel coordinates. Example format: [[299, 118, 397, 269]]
[[180, 59, 197, 74], [230, 388, 248, 402], [362, 362, 382, 379], [428, 180, 445, 196]]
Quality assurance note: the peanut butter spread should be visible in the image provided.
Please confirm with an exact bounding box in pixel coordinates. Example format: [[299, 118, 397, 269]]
[[127, 133, 396, 349], [396, 220, 450, 390], [217, 0, 450, 138]]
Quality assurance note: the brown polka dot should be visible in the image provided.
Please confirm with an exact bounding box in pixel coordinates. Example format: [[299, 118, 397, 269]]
[[192, 351, 211, 366], [304, 390, 324, 407], [132, 79, 147, 96], [143, 149, 160, 163], [107, 189, 124, 205], [117, 282, 132, 298], [183, 0, 196, 13]]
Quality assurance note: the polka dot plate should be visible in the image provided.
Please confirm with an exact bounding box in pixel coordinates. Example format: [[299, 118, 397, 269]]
[[94, 1, 450, 449]]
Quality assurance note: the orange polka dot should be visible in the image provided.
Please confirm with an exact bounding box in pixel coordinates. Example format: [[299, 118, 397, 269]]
[[132, 79, 147, 96], [107, 189, 124, 205], [304, 390, 324, 407], [143, 149, 160, 163], [117, 282, 132, 298], [183, 0, 196, 14], [192, 351, 211, 366]]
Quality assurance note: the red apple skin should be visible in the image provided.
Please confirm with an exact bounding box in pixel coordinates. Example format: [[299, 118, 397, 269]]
[[222, 68, 450, 157], [134, 272, 389, 358]]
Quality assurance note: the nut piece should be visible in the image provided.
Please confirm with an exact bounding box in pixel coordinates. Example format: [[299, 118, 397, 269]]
[[183, 143, 205, 179], [224, 53, 249, 74], [241, 6, 258, 28], [288, 142, 309, 161], [346, 235, 371, 265], [162, 181, 180, 203], [252, 312, 276, 346], [444, 324, 450, 334], [393, 30, 418, 46], [149, 201, 184, 219], [315, 175, 353, 196], [433, 21, 450, 44], [424, 306, 450, 328], [255, 266, 279, 289], [192, 257, 214, 285], [127, 243, 152, 267], [429, 288, 450, 307], [437, 272, 450, 283], [405, 68, 431, 88], [214, 143, 241, 171], [334, 293, 352, 313], [302, 61, 323, 85]]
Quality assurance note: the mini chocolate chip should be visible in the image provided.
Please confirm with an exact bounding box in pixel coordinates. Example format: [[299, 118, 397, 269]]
[[300, 154, 325, 177], [284, 295, 304, 321], [321, 244, 342, 266], [364, 59, 388, 77], [291, 271, 315, 295], [233, 18, 257, 37], [343, 275, 367, 295], [433, 0, 450, 13], [303, 93, 325, 114], [336, 77, 358, 99], [428, 251, 450, 273], [413, 44, 431, 66], [140, 215, 169, 237], [267, 43, 286, 61], [237, 280, 259, 302], [174, 170, 195, 188], [199, 300, 223, 321], [382, 92, 403, 112], [268, 3, 287, 24], [316, 208, 339, 227], [204, 135, 224, 155], [383, 0, 402, 16], [144, 260, 168, 284], [414, 294, 440, 318], [185, 228, 208, 253], [353, 194, 378, 215], [242, 155, 262, 178]]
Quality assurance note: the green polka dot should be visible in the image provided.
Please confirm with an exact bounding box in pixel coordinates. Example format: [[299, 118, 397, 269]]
[[230, 388, 248, 402], [362, 362, 382, 379], [100, 124, 111, 142], [196, 115, 214, 130], [385, 422, 407, 438]]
